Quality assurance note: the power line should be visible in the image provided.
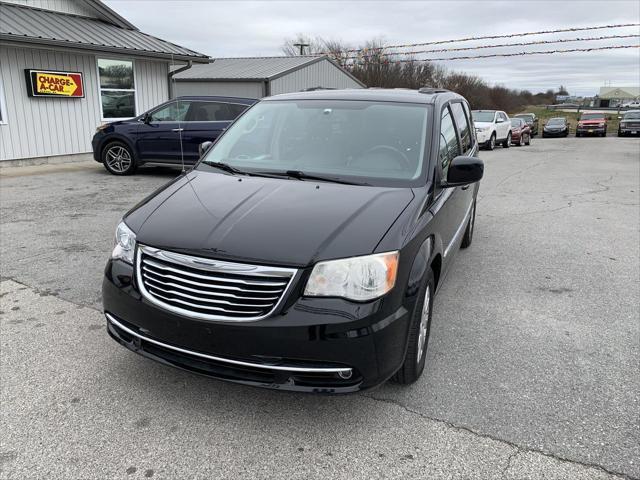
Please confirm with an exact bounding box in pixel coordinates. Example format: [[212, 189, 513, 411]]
[[330, 23, 640, 54], [343, 44, 639, 64], [343, 34, 640, 59]]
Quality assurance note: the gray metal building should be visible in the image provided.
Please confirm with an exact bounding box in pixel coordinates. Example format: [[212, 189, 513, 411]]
[[0, 0, 208, 163], [172, 56, 365, 99]]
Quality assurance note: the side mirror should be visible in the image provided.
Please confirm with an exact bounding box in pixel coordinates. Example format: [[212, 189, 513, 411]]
[[142, 112, 151, 124], [199, 141, 213, 157], [445, 156, 484, 187]]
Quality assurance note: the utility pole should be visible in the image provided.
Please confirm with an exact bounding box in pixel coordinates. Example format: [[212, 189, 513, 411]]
[[293, 43, 310, 55]]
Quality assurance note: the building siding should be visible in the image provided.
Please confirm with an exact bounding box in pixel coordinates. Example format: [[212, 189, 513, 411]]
[[173, 81, 264, 99], [270, 59, 363, 95], [1, 0, 97, 17], [0, 45, 169, 161]]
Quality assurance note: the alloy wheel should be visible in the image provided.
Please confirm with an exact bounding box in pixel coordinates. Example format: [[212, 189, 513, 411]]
[[417, 285, 431, 364], [105, 146, 132, 173]]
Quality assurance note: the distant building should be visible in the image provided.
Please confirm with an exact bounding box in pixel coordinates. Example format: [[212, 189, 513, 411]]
[[172, 56, 365, 99], [598, 86, 640, 107], [0, 0, 208, 164]]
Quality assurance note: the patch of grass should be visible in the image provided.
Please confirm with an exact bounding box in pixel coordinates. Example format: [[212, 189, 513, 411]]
[[514, 106, 621, 135]]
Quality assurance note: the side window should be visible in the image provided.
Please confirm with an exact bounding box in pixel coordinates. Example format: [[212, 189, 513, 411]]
[[439, 106, 460, 179], [451, 102, 472, 153], [149, 101, 190, 122], [185, 102, 249, 122]]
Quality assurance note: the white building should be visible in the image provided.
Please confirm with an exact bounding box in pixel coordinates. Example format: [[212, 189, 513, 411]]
[[0, 0, 209, 164], [173, 56, 365, 99]]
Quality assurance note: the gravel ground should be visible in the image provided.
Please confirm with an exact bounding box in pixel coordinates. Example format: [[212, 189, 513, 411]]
[[1, 137, 639, 479]]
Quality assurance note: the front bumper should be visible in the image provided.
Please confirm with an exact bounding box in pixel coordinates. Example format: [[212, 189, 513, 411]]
[[475, 130, 492, 144], [103, 258, 414, 393], [542, 129, 567, 137], [91, 133, 104, 162], [576, 126, 605, 135], [619, 125, 640, 135]]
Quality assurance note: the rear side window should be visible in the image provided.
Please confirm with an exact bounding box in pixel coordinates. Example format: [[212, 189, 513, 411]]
[[149, 101, 190, 122], [451, 102, 472, 152], [186, 102, 249, 122], [439, 107, 460, 179]]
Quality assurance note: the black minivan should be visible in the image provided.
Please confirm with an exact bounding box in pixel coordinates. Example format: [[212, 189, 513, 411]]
[[103, 88, 483, 393]]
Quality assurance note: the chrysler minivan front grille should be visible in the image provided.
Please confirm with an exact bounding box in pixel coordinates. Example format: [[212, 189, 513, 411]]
[[136, 245, 296, 321]]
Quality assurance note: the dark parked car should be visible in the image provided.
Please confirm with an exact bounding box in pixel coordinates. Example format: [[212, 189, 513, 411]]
[[542, 117, 570, 137], [618, 110, 640, 136], [103, 88, 483, 393], [510, 118, 532, 146], [92, 96, 256, 175], [576, 112, 608, 137], [513, 113, 539, 135]]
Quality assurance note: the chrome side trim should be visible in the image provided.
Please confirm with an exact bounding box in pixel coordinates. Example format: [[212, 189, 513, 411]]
[[444, 200, 474, 258], [136, 245, 298, 322], [106, 313, 352, 375]]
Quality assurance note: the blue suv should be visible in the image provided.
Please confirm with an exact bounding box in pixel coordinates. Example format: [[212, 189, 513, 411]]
[[92, 96, 256, 175]]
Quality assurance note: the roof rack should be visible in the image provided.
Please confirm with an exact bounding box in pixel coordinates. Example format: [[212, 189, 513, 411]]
[[300, 86, 337, 92], [418, 87, 450, 94]]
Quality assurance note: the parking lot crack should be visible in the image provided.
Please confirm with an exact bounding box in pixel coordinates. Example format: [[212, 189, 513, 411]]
[[361, 393, 636, 480], [1, 276, 102, 313]]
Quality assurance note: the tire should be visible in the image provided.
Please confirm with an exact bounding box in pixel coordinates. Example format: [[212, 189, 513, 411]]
[[461, 199, 476, 248], [102, 141, 137, 175], [502, 132, 511, 148], [487, 133, 496, 151], [517, 134, 524, 146], [576, 132, 581, 137], [392, 269, 435, 385], [525, 133, 531, 146], [618, 129, 623, 137]]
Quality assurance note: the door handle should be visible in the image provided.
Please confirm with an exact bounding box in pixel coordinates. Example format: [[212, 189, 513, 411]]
[[171, 128, 184, 132]]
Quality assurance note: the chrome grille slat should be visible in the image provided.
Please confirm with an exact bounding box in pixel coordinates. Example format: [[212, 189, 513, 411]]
[[150, 291, 263, 315], [137, 245, 297, 322], [144, 258, 288, 287], [142, 266, 285, 293], [145, 282, 277, 308], [142, 275, 280, 301]]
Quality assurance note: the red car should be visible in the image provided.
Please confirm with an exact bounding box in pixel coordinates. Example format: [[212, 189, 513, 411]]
[[576, 113, 608, 137], [510, 118, 532, 146]]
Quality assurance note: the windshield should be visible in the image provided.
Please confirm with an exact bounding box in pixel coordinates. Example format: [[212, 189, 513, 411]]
[[623, 112, 640, 120], [200, 100, 430, 186], [547, 118, 565, 125], [510, 119, 523, 127], [472, 111, 495, 122], [580, 113, 605, 120], [515, 114, 534, 122]]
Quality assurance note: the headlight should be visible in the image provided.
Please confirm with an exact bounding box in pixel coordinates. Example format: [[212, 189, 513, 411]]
[[598, 122, 605, 127], [304, 251, 399, 301], [95, 124, 109, 133], [112, 221, 136, 264]]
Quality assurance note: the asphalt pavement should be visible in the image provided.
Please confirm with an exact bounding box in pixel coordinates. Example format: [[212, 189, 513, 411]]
[[1, 137, 639, 479]]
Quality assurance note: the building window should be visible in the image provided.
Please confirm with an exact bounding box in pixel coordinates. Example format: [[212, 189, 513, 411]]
[[97, 58, 136, 119]]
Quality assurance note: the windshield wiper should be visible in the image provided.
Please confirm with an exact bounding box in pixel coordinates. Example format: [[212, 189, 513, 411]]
[[204, 161, 248, 175], [281, 170, 369, 186]]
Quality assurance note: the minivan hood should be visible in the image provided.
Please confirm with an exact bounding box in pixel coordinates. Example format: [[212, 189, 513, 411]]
[[126, 171, 414, 267]]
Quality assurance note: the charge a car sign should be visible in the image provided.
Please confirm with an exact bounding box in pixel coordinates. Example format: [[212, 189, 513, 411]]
[[25, 69, 84, 98]]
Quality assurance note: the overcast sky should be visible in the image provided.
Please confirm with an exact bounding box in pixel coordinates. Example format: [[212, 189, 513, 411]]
[[105, 0, 640, 96]]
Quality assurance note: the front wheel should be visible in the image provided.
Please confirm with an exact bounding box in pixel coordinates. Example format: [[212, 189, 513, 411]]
[[392, 269, 435, 385], [102, 142, 137, 175], [525, 133, 531, 146], [461, 199, 476, 248], [502, 132, 511, 148], [487, 133, 496, 151]]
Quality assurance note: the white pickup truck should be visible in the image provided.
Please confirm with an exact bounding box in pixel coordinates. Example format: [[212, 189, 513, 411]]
[[472, 110, 512, 150]]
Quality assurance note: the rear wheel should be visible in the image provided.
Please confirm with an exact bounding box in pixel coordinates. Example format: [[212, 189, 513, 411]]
[[502, 132, 511, 148], [392, 269, 435, 385], [102, 142, 137, 175]]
